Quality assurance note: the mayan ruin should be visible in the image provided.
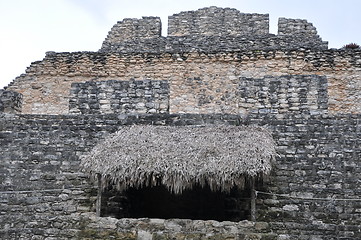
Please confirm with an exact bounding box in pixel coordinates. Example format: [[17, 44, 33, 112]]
[[0, 6, 360, 240]]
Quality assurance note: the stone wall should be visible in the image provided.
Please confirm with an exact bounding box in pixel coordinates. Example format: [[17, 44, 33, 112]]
[[238, 75, 328, 116], [0, 114, 96, 240], [278, 17, 319, 37], [277, 17, 326, 50], [68, 74, 328, 116], [99, 7, 327, 52], [78, 215, 276, 240], [6, 49, 361, 115], [0, 113, 240, 239], [1, 6, 361, 240], [167, 6, 269, 36], [0, 90, 22, 113], [101, 17, 161, 50], [250, 113, 361, 240], [99, 34, 328, 53], [69, 79, 169, 114], [0, 113, 360, 239]]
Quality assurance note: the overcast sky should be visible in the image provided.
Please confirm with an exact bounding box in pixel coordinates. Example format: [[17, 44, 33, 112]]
[[0, 0, 360, 89]]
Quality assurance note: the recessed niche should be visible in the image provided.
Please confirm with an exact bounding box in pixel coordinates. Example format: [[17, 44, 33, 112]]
[[100, 183, 252, 222]]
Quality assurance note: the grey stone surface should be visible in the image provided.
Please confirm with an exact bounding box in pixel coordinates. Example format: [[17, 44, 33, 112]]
[[69, 79, 169, 114], [100, 7, 328, 53], [99, 34, 328, 53], [101, 17, 161, 50], [0, 90, 22, 113], [238, 75, 328, 115], [278, 17, 318, 37], [0, 6, 360, 240], [0, 113, 361, 239], [167, 6, 269, 36]]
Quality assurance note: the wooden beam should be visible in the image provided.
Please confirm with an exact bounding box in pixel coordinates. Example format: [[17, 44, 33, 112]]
[[96, 173, 102, 217], [250, 177, 256, 221]]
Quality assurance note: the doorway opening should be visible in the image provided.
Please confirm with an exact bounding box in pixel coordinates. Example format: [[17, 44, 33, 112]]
[[100, 183, 252, 222]]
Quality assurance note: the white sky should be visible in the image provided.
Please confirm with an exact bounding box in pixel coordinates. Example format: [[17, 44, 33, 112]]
[[0, 0, 360, 89]]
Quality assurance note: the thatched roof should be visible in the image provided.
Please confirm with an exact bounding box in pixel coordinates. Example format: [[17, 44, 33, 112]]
[[80, 125, 276, 194]]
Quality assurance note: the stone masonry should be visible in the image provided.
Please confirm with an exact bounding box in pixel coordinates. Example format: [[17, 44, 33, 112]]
[[238, 75, 328, 116], [101, 17, 161, 50], [69, 79, 169, 114], [5, 49, 361, 115], [167, 7, 269, 36], [0, 6, 361, 240], [0, 90, 22, 113], [0, 113, 360, 239]]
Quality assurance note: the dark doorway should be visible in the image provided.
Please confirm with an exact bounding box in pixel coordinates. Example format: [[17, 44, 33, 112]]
[[101, 183, 251, 222]]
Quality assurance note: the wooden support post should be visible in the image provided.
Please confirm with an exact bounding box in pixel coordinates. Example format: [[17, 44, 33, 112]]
[[96, 173, 102, 217], [250, 177, 256, 222]]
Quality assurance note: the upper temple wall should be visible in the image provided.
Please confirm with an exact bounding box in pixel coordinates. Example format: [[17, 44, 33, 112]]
[[99, 7, 328, 52], [167, 7, 269, 36], [5, 49, 361, 115], [101, 17, 161, 49], [278, 17, 321, 39]]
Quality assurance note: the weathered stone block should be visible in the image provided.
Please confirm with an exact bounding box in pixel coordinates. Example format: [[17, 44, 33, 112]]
[[0, 90, 22, 113]]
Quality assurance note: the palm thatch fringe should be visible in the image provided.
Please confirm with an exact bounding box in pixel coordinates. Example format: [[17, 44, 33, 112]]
[[80, 125, 276, 194]]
